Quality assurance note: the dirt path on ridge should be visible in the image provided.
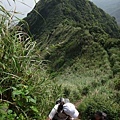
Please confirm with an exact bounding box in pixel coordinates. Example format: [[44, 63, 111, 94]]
[[74, 96, 86, 107], [73, 96, 86, 120], [74, 99, 82, 120]]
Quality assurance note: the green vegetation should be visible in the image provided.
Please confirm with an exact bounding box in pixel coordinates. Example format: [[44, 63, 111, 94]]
[[1, 0, 120, 119], [0, 5, 63, 120], [22, 0, 120, 119]]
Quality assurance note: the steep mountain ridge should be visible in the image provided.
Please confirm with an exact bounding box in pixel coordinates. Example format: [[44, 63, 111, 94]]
[[23, 0, 120, 38], [21, 0, 120, 71], [20, 0, 120, 119]]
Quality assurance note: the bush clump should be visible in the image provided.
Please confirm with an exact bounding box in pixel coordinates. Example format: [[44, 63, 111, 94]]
[[78, 94, 120, 120], [114, 78, 120, 91]]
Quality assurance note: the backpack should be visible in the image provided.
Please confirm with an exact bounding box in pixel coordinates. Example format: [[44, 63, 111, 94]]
[[56, 98, 70, 113], [102, 112, 107, 120], [94, 111, 108, 120], [56, 98, 70, 105], [52, 98, 70, 120]]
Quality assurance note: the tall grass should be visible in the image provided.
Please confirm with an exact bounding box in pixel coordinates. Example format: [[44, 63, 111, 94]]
[[56, 40, 120, 119], [0, 4, 62, 120]]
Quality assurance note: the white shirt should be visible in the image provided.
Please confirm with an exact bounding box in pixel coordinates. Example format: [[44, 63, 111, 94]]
[[49, 104, 69, 120]]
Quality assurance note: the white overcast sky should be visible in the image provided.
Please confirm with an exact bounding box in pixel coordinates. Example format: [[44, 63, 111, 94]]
[[0, 0, 40, 19]]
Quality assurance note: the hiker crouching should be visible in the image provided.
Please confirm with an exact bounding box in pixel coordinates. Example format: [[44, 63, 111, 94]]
[[46, 98, 79, 120]]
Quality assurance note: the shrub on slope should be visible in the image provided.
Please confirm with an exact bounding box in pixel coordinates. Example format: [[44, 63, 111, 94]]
[[0, 6, 62, 120]]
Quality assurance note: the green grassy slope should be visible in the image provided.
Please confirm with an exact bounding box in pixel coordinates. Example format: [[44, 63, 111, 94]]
[[20, 0, 120, 119], [22, 0, 120, 38], [21, 0, 120, 70]]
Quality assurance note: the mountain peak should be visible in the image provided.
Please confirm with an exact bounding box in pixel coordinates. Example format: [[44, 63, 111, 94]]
[[23, 0, 120, 39], [20, 0, 120, 71]]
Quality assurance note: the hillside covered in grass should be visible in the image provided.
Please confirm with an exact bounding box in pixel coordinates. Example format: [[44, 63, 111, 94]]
[[92, 0, 120, 25], [21, 0, 120, 71], [1, 0, 120, 119], [20, 0, 120, 119]]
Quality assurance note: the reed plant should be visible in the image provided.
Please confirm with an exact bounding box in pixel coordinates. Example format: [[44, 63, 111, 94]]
[[0, 3, 62, 120]]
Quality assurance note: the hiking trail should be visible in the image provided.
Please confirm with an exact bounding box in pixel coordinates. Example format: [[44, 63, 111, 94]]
[[74, 96, 86, 120]]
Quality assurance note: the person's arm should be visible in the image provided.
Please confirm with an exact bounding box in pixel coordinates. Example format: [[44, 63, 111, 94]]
[[47, 104, 58, 120]]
